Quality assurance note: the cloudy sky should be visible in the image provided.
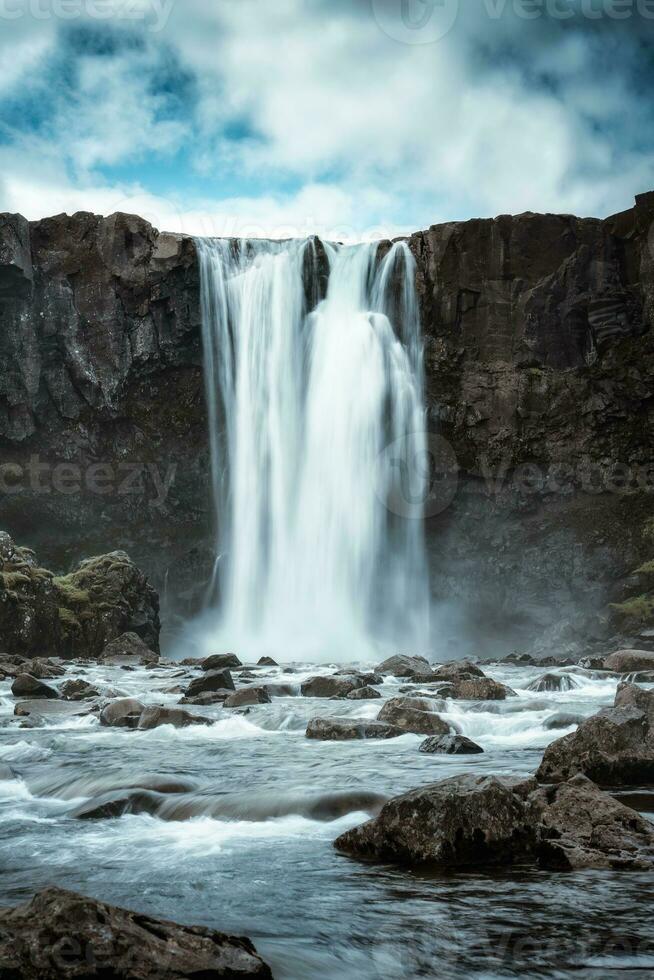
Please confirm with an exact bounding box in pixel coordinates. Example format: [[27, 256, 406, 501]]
[[0, 0, 652, 238]]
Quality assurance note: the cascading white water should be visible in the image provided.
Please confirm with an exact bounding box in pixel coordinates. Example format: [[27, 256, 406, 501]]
[[195, 236, 429, 661]]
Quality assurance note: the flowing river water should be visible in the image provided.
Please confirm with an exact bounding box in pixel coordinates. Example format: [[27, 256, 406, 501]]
[[1, 661, 653, 979]]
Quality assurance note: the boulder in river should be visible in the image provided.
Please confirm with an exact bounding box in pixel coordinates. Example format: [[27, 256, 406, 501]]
[[433, 661, 485, 681], [536, 683, 654, 786], [20, 658, 66, 679], [334, 772, 654, 872], [300, 675, 364, 698], [603, 649, 654, 673], [346, 686, 382, 700], [59, 679, 100, 701], [11, 674, 59, 699], [223, 687, 272, 708], [543, 712, 585, 730], [201, 653, 242, 671], [102, 632, 159, 666], [306, 718, 404, 741], [185, 668, 235, 698], [179, 690, 231, 706], [137, 706, 207, 730], [526, 673, 579, 693], [258, 656, 278, 666], [446, 677, 515, 701], [0, 886, 272, 978], [420, 734, 484, 755], [100, 697, 145, 729], [377, 697, 451, 736], [376, 655, 432, 677]]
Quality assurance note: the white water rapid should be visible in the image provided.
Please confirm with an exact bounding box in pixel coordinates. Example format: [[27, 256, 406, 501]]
[[195, 237, 429, 662]]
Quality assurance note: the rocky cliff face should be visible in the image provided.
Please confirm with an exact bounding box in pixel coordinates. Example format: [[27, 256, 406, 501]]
[[1, 197, 653, 655]]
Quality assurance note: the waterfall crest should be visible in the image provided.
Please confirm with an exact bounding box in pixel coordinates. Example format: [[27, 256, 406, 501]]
[[196, 236, 429, 661]]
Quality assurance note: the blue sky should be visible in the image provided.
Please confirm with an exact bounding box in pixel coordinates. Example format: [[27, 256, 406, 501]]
[[0, 0, 652, 238]]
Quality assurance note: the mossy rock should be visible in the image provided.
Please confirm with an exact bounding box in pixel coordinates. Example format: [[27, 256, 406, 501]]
[[609, 594, 654, 626]]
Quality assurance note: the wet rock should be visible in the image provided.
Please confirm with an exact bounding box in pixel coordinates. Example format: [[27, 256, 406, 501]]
[[300, 675, 364, 698], [102, 632, 159, 666], [526, 673, 580, 693], [306, 718, 403, 741], [185, 668, 235, 698], [14, 699, 92, 719], [346, 686, 382, 700], [376, 655, 431, 678], [137, 706, 207, 730], [335, 774, 537, 867], [377, 697, 451, 735], [71, 789, 163, 820], [223, 687, 272, 708], [334, 669, 384, 686], [420, 735, 484, 755], [433, 661, 485, 680], [533, 775, 654, 870], [578, 655, 608, 670], [179, 691, 231, 706], [59, 679, 100, 701], [543, 712, 585, 730], [100, 697, 145, 729], [201, 653, 242, 671], [264, 683, 299, 698], [258, 656, 278, 666], [11, 674, 59, 699], [446, 677, 515, 701], [0, 886, 272, 978], [536, 683, 654, 786], [20, 658, 66, 679], [603, 649, 654, 673], [0, 763, 16, 780]]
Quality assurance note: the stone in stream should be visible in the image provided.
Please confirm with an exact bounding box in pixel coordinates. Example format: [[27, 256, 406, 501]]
[[346, 686, 382, 700], [306, 718, 404, 741], [184, 668, 235, 698], [258, 656, 278, 666], [102, 631, 159, 667], [300, 675, 364, 698], [59, 679, 100, 701], [0, 886, 273, 979], [223, 687, 271, 708], [201, 653, 242, 671], [179, 690, 231, 706], [420, 734, 484, 755], [603, 649, 654, 673], [376, 655, 432, 678], [137, 706, 208, 730], [543, 712, 585, 730], [526, 673, 579, 693], [11, 674, 59, 699], [71, 789, 163, 820], [0, 763, 16, 780], [432, 661, 485, 681], [14, 699, 93, 720], [19, 658, 66, 679], [377, 697, 451, 736], [100, 697, 145, 729], [334, 773, 654, 872], [536, 683, 654, 786], [445, 677, 515, 701]]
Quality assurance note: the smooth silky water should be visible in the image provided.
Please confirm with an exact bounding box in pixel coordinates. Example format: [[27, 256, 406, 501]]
[[1, 663, 653, 978], [2, 241, 653, 979]]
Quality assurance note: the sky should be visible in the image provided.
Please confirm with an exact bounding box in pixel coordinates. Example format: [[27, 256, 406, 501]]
[[0, 0, 652, 239]]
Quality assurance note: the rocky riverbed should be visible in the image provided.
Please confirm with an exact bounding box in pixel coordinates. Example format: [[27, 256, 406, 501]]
[[2, 633, 654, 977]]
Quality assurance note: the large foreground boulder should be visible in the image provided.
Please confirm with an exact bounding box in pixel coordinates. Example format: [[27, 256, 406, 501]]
[[335, 773, 654, 872], [0, 887, 272, 978], [377, 697, 450, 736], [603, 649, 654, 673], [0, 534, 160, 659], [536, 683, 654, 786]]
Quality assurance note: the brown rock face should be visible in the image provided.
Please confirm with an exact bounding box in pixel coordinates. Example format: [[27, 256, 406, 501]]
[[0, 886, 272, 979], [536, 683, 654, 786]]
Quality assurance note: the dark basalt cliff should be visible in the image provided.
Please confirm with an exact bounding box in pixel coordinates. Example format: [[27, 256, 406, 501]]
[[1, 195, 653, 654]]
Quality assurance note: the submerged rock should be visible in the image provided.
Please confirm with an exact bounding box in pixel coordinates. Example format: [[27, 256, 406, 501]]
[[11, 674, 58, 699], [420, 734, 484, 755], [201, 653, 242, 671], [100, 698, 145, 729], [537, 683, 654, 786], [185, 668, 235, 698], [334, 773, 654, 872], [526, 673, 579, 693], [0, 886, 272, 978], [306, 718, 403, 741], [137, 706, 207, 730], [223, 687, 271, 708], [543, 712, 585, 730], [377, 697, 450, 736]]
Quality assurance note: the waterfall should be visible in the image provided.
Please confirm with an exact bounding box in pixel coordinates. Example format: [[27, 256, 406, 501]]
[[195, 236, 429, 661]]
